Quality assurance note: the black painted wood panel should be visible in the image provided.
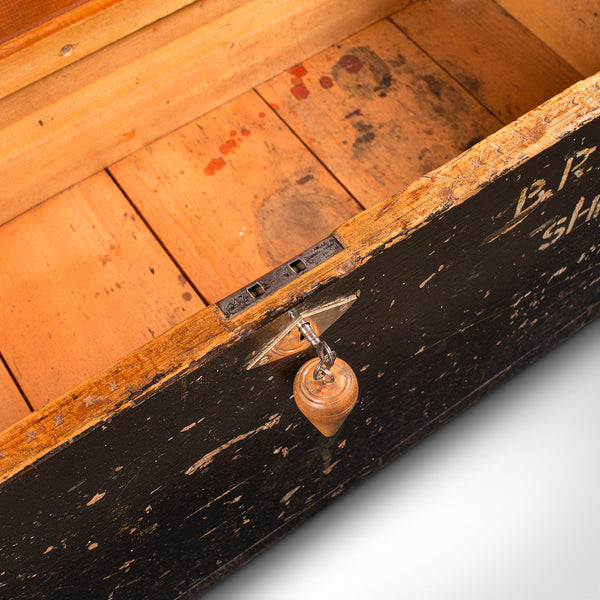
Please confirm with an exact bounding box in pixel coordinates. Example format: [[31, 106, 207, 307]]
[[0, 117, 598, 599]]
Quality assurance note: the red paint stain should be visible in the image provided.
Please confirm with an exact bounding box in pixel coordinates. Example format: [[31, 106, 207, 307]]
[[258, 111, 266, 118], [289, 64, 307, 78], [219, 139, 238, 154], [270, 103, 279, 110], [319, 76, 334, 89], [291, 84, 310, 100], [204, 157, 226, 175], [290, 75, 303, 85], [339, 54, 363, 74], [230, 129, 237, 137], [241, 128, 251, 136]]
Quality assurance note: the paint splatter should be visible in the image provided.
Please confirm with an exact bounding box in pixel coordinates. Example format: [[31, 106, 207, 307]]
[[241, 128, 251, 136], [319, 76, 334, 89], [270, 103, 279, 110], [338, 54, 363, 74], [203, 157, 226, 176], [291, 84, 310, 100], [229, 130, 237, 137], [289, 63, 310, 100], [219, 139, 238, 154], [289, 64, 307, 78], [258, 111, 266, 118]]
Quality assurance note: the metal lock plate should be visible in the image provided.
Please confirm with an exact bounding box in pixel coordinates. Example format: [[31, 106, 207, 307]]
[[245, 294, 358, 370]]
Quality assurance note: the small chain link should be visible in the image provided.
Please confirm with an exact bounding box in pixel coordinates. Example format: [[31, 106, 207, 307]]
[[295, 318, 336, 382]]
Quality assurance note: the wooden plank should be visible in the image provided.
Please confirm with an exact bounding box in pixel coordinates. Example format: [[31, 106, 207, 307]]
[[0, 75, 598, 598], [0, 360, 30, 432], [0, 0, 89, 43], [257, 19, 502, 208], [0, 0, 198, 98], [389, 0, 582, 124], [496, 0, 600, 77], [0, 0, 404, 226], [109, 90, 361, 304], [0, 171, 204, 410]]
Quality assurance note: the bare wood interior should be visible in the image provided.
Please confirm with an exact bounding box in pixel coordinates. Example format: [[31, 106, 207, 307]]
[[0, 0, 598, 435]]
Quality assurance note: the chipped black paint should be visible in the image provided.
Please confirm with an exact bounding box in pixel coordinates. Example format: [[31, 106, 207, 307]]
[[0, 119, 599, 599]]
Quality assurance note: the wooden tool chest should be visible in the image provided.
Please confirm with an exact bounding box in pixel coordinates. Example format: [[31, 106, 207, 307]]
[[0, 1, 598, 597]]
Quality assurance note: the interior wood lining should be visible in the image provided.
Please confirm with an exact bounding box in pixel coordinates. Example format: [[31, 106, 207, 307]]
[[0, 0, 200, 97], [0, 0, 403, 225], [389, 0, 582, 123], [109, 90, 361, 304], [0, 1, 597, 431], [257, 18, 502, 206], [496, 0, 600, 77], [0, 171, 204, 410], [0, 358, 30, 431]]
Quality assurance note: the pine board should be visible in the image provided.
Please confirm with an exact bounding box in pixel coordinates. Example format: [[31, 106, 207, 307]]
[[0, 361, 30, 431], [257, 19, 502, 207], [390, 0, 582, 123], [0, 171, 204, 409], [496, 0, 600, 77], [0, 0, 403, 226], [110, 90, 361, 304], [0, 0, 199, 98]]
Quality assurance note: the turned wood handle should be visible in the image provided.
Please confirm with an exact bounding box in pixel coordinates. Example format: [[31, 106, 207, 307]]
[[293, 357, 358, 437]]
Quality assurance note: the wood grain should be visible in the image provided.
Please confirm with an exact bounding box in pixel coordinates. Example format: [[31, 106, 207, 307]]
[[390, 0, 582, 124], [496, 0, 600, 77], [0, 360, 30, 431], [0, 0, 198, 98], [0, 171, 204, 409], [0, 0, 403, 226], [257, 19, 502, 207], [0, 0, 89, 43], [0, 72, 597, 487], [110, 91, 361, 303]]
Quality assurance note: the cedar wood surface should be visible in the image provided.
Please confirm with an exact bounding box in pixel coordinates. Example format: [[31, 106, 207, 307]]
[[0, 93, 598, 598]]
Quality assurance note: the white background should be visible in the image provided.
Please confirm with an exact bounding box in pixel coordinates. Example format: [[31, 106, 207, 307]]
[[204, 318, 600, 600]]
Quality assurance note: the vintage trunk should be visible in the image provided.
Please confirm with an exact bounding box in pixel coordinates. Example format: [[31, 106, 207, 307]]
[[0, 1, 598, 597]]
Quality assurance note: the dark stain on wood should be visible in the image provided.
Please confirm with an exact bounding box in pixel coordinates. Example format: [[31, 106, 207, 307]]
[[332, 46, 393, 99], [256, 185, 351, 266]]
